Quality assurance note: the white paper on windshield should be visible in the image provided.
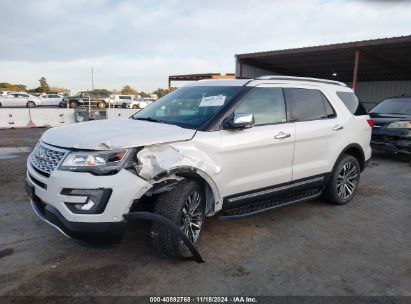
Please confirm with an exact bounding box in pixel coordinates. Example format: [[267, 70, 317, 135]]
[[199, 95, 226, 107]]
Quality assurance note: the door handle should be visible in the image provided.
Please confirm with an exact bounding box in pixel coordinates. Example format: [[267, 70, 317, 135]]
[[275, 132, 291, 139], [333, 125, 344, 131]]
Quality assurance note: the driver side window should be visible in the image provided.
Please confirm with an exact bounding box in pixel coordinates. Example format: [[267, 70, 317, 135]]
[[235, 87, 287, 125]]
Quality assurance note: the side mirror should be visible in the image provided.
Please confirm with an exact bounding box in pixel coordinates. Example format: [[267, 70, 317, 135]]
[[223, 113, 255, 130]]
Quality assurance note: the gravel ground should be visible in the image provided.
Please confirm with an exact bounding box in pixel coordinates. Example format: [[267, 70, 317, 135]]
[[0, 128, 410, 296]]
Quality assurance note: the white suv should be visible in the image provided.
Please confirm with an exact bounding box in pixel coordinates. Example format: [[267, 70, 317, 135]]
[[26, 76, 372, 260]]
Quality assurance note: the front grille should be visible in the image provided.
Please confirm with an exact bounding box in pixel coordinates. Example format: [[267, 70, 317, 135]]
[[30, 142, 68, 175]]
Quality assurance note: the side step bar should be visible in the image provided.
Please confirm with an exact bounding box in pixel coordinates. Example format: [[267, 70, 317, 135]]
[[220, 188, 322, 221]]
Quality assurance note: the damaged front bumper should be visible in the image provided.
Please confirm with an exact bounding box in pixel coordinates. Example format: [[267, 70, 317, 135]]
[[371, 129, 411, 155]]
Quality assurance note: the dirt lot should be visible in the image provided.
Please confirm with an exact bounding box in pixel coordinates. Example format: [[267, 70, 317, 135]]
[[0, 128, 410, 296]]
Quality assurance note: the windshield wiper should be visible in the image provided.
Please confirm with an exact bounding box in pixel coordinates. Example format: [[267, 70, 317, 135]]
[[133, 117, 163, 123]]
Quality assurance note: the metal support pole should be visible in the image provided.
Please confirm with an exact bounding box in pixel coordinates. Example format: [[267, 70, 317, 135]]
[[352, 49, 360, 90], [91, 67, 94, 91]]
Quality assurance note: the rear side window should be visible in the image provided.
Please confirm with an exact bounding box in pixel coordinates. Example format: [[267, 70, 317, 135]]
[[284, 88, 335, 121], [336, 91, 367, 115]]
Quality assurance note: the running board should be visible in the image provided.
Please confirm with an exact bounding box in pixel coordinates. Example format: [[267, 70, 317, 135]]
[[219, 189, 322, 221]]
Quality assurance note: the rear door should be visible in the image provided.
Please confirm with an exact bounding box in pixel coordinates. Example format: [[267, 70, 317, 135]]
[[284, 86, 344, 181], [219, 85, 296, 208]]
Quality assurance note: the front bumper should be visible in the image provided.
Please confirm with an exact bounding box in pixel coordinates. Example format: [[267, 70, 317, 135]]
[[26, 156, 152, 243], [29, 191, 126, 245], [371, 128, 411, 155]]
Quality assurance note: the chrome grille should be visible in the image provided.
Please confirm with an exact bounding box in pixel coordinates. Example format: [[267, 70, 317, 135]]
[[30, 142, 68, 175]]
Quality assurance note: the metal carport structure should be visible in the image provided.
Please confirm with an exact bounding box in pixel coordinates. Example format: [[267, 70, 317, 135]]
[[235, 35, 411, 107]]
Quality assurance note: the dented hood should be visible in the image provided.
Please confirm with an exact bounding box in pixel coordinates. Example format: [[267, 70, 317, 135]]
[[41, 118, 196, 150]]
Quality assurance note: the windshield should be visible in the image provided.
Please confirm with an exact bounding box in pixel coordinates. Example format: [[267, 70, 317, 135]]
[[370, 98, 411, 115], [131, 86, 243, 129]]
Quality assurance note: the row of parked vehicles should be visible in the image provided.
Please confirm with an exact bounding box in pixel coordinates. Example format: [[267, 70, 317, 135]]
[[0, 90, 156, 109]]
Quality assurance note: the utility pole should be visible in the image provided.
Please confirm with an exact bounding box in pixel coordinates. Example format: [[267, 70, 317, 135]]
[[91, 67, 94, 91]]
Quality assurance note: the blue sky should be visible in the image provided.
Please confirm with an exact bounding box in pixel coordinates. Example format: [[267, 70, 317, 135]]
[[0, 0, 410, 91]]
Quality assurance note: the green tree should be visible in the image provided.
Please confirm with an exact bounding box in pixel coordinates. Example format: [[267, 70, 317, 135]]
[[120, 85, 137, 95], [39, 77, 49, 93], [152, 87, 176, 98]]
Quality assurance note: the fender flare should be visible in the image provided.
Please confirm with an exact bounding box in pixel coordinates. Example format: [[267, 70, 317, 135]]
[[332, 143, 366, 173]]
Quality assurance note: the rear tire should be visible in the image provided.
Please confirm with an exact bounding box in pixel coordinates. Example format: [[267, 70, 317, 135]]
[[132, 105, 139, 109], [69, 101, 77, 108], [322, 154, 360, 205], [27, 101, 35, 108], [150, 180, 205, 259]]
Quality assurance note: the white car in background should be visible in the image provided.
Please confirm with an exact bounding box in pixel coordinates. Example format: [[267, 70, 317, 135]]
[[0, 92, 41, 108], [127, 98, 156, 109], [108, 95, 134, 108], [41, 94, 64, 107]]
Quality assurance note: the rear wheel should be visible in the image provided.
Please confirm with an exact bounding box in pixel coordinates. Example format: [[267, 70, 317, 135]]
[[151, 180, 205, 259], [322, 154, 360, 205], [132, 104, 139, 109], [27, 101, 35, 108], [69, 101, 77, 108]]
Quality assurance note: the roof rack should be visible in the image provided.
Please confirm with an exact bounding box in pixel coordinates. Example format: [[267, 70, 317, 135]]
[[255, 76, 347, 87]]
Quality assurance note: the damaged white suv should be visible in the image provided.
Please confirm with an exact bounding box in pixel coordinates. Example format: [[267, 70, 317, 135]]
[[26, 76, 372, 260]]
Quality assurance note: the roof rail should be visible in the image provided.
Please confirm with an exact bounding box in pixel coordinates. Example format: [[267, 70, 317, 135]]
[[255, 75, 347, 87]]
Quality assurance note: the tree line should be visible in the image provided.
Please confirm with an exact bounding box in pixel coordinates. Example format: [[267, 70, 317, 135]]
[[1, 77, 176, 98]]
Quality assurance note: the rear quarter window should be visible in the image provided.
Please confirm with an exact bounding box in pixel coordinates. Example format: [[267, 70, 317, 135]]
[[336, 91, 367, 116]]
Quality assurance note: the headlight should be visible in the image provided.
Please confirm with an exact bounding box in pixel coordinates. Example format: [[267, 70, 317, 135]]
[[387, 121, 411, 129], [60, 148, 131, 174]]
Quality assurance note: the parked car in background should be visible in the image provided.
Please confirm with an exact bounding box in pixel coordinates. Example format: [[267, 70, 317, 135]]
[[369, 95, 411, 157], [61, 91, 110, 109], [108, 95, 134, 108], [0, 92, 41, 107], [127, 98, 156, 109], [26, 76, 372, 259], [41, 94, 63, 107], [1, 90, 14, 96]]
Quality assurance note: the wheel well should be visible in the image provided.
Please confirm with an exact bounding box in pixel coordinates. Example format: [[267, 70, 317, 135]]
[[341, 145, 366, 171], [176, 172, 216, 215]]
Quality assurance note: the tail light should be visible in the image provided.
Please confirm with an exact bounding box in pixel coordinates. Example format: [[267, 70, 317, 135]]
[[367, 119, 374, 128]]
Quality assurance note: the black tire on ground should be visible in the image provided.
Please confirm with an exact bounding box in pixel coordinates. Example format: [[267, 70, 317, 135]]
[[69, 101, 77, 108], [132, 105, 139, 109], [150, 180, 205, 259], [97, 101, 106, 109], [322, 154, 361, 205], [27, 101, 35, 108], [0, 102, 2, 107], [122, 103, 127, 108]]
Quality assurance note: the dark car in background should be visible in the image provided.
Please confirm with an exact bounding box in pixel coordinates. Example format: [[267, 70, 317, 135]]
[[369, 95, 411, 157], [60, 91, 110, 109]]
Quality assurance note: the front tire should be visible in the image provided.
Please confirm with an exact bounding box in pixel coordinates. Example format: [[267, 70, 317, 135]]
[[27, 101, 35, 108], [322, 154, 360, 205], [150, 180, 205, 259], [97, 101, 106, 109]]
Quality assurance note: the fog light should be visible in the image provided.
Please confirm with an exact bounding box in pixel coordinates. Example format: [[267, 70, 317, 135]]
[[62, 188, 112, 214]]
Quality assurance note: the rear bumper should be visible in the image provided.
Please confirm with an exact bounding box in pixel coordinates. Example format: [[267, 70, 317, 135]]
[[371, 129, 411, 155]]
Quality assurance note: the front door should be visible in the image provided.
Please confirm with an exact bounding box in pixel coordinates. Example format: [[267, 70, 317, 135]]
[[217, 85, 295, 208]]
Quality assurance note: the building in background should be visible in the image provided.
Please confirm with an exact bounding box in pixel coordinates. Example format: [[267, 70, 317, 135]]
[[235, 35, 411, 108], [168, 73, 235, 90]]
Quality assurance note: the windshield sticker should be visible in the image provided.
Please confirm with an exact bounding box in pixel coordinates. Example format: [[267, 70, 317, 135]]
[[199, 95, 226, 107]]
